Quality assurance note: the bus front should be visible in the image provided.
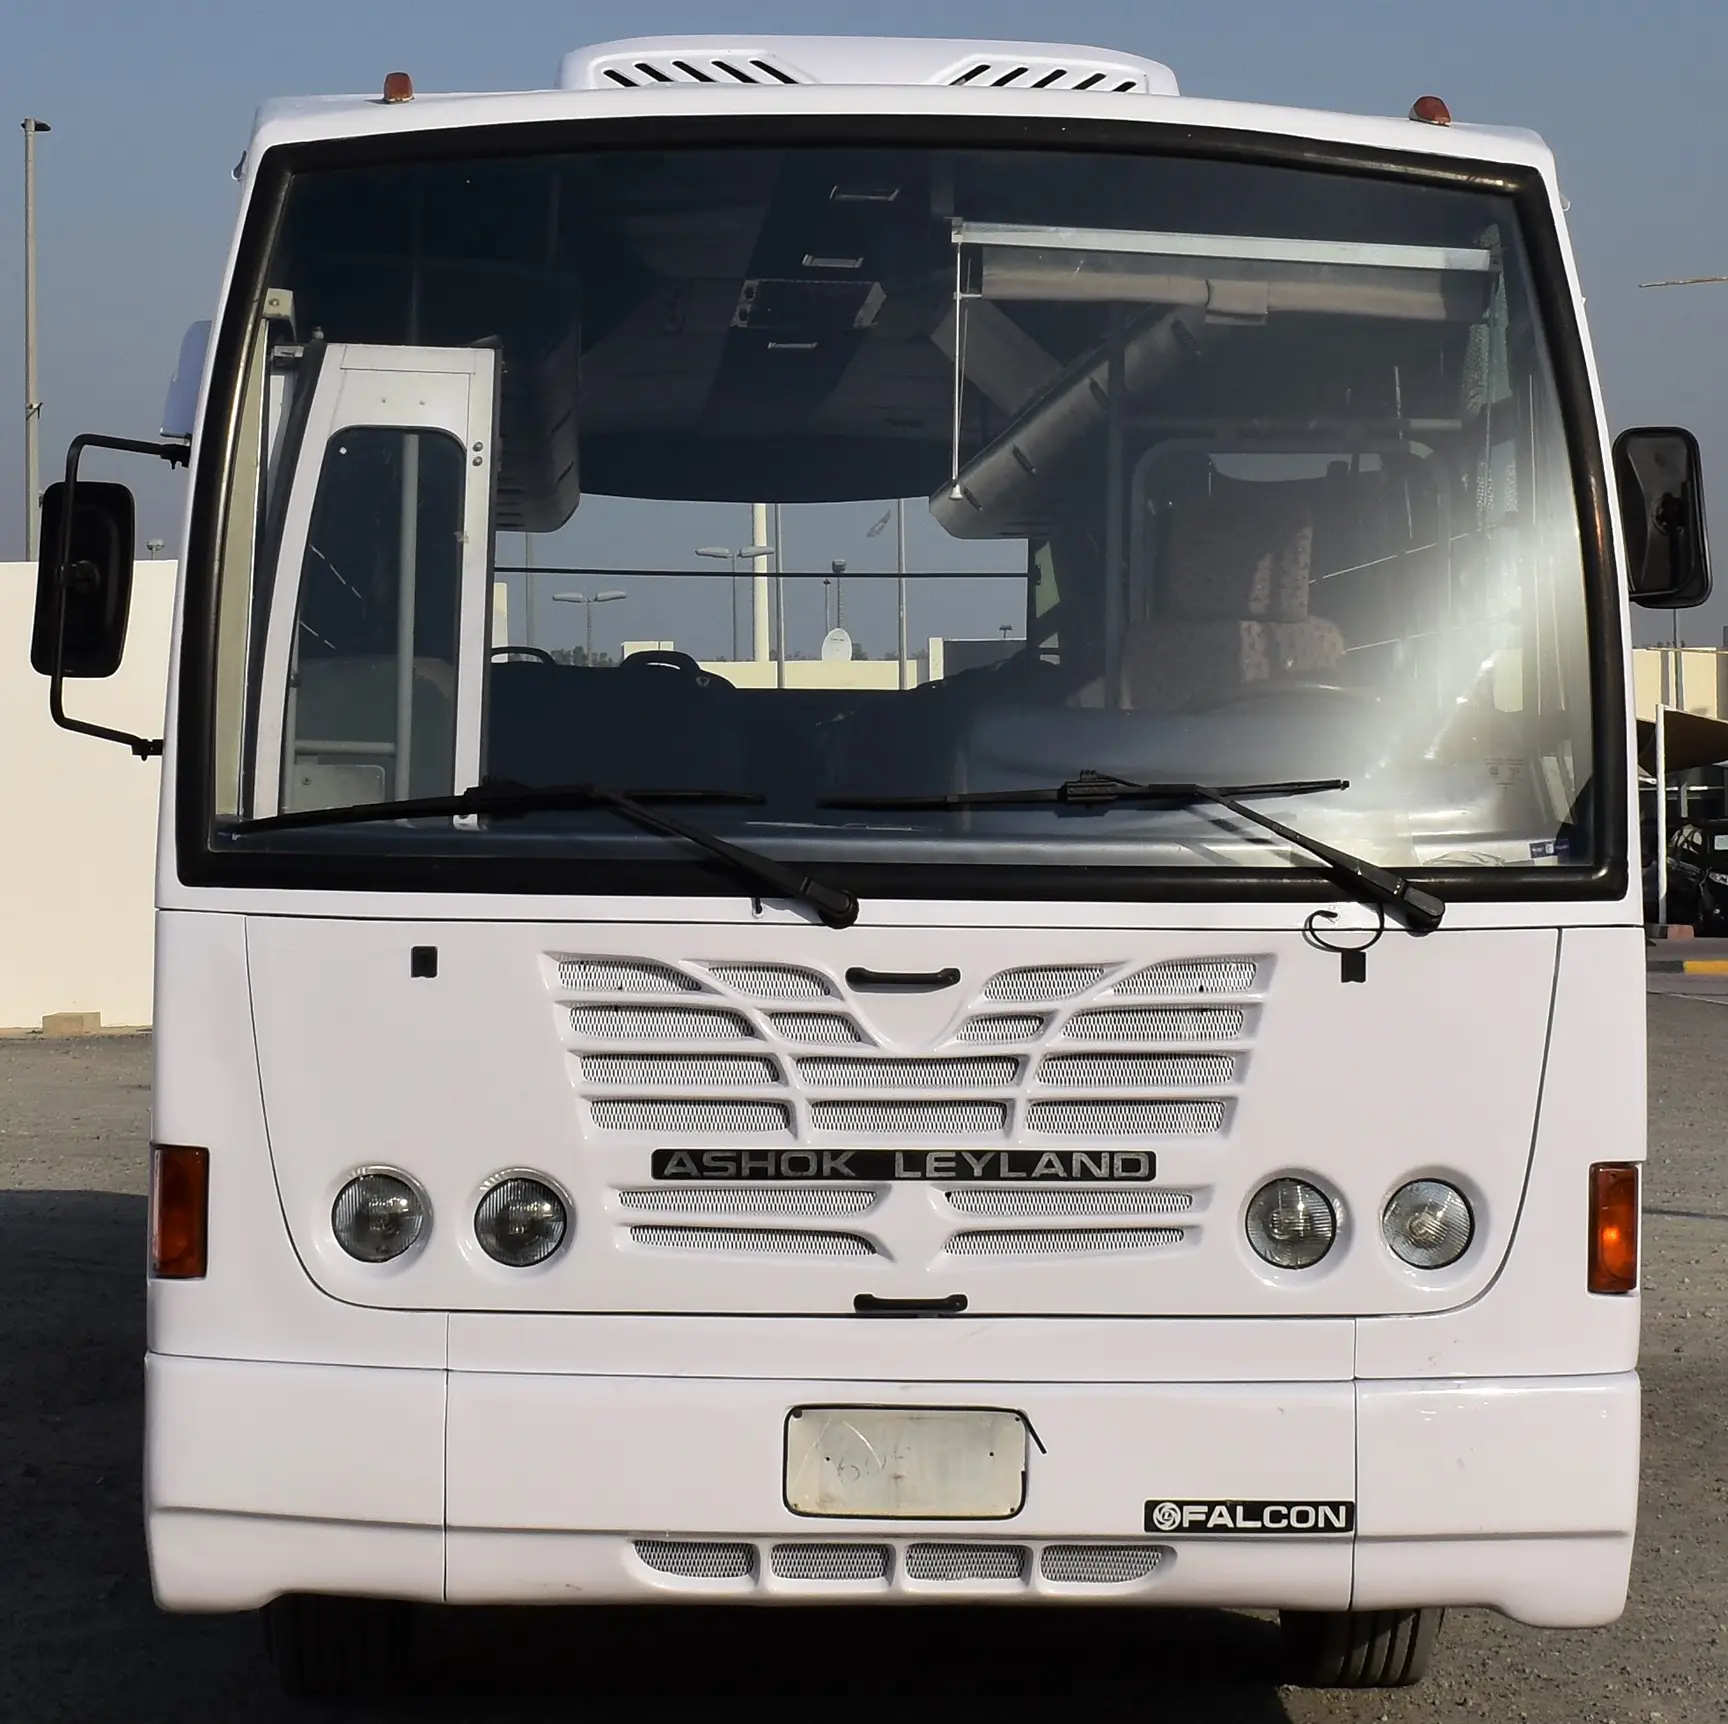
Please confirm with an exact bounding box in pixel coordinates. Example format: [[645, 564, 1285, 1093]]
[[118, 37, 1701, 1697]]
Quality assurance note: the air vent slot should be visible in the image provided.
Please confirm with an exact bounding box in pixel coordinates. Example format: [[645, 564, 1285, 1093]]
[[1111, 960, 1258, 997], [956, 1013, 1045, 1044], [1037, 1054, 1234, 1089], [634, 1539, 755, 1578], [593, 1100, 791, 1133], [946, 1187, 1195, 1218], [771, 1543, 891, 1581], [621, 1186, 880, 1217], [589, 53, 806, 89], [948, 1227, 1186, 1256], [707, 963, 831, 999], [904, 1543, 1027, 1582], [630, 1225, 876, 1257], [983, 966, 1108, 1002], [559, 959, 700, 994], [1026, 1100, 1225, 1136], [583, 1054, 780, 1087], [798, 1056, 1017, 1091], [811, 1100, 1008, 1134], [1041, 1544, 1164, 1584], [946, 58, 1151, 93], [770, 1012, 864, 1045], [1063, 1007, 1246, 1044], [571, 1005, 755, 1042]]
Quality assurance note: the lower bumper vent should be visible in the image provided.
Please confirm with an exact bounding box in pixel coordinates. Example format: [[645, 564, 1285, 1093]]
[[771, 1543, 891, 1581], [904, 1543, 1027, 1582], [1040, 1544, 1164, 1584], [634, 1539, 754, 1579]]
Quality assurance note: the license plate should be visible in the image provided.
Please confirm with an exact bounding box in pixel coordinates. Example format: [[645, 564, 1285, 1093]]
[[652, 1149, 1156, 1181], [785, 1406, 1028, 1519]]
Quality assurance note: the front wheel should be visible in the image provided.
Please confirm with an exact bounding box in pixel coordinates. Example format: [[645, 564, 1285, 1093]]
[[1279, 1606, 1443, 1688], [261, 1593, 414, 1698]]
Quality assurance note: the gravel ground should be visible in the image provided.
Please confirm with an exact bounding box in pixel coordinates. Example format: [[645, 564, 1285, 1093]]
[[0, 1010, 1721, 1724]]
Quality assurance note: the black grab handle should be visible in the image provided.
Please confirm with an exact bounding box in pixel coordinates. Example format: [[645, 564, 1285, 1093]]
[[845, 966, 961, 990], [854, 1293, 969, 1316]]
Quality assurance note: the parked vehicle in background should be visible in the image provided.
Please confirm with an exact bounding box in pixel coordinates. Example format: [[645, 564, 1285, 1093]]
[[1651, 817, 1728, 932]]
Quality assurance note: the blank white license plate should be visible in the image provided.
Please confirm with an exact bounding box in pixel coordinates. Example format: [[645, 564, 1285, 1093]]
[[784, 1406, 1027, 1519]]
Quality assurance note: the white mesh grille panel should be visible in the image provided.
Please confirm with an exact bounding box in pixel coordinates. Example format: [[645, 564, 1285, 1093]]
[[771, 1544, 891, 1581], [811, 1100, 1007, 1134], [798, 1056, 1017, 1090], [946, 1187, 1195, 1218], [769, 1013, 864, 1045], [559, 959, 700, 994], [1027, 1100, 1225, 1135], [620, 1186, 880, 1217], [956, 1014, 1045, 1044], [570, 1005, 755, 1042], [1038, 1054, 1234, 1089], [948, 1227, 1185, 1256], [592, 1100, 790, 1133], [1111, 960, 1258, 998], [582, 1054, 780, 1087], [1064, 1007, 1246, 1044], [707, 963, 831, 1000], [905, 1544, 1027, 1581], [633, 1539, 755, 1578], [630, 1225, 876, 1257], [983, 966, 1109, 1002], [1041, 1545, 1164, 1583]]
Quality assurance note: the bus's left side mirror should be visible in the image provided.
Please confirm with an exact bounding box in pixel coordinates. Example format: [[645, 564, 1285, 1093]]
[[1615, 426, 1711, 609], [30, 478, 137, 677]]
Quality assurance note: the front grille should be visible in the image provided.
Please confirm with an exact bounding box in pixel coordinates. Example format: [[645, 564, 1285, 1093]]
[[571, 1005, 755, 1042], [771, 1544, 891, 1581], [798, 1056, 1017, 1091], [707, 963, 831, 1000], [1064, 1007, 1246, 1044], [1026, 1100, 1226, 1135], [1038, 1054, 1235, 1089], [811, 1100, 1007, 1134], [956, 1013, 1045, 1044], [946, 1187, 1195, 1218], [769, 1012, 864, 1045], [1041, 1545, 1164, 1584], [634, 1539, 755, 1578], [582, 1054, 781, 1087], [983, 966, 1109, 1003], [620, 1185, 881, 1217], [559, 959, 700, 995], [1111, 960, 1258, 998], [905, 1544, 1027, 1582], [629, 1225, 876, 1257], [592, 1100, 790, 1133], [948, 1226, 1185, 1256]]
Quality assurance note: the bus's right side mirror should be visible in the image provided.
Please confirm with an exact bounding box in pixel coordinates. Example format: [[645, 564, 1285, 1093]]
[[29, 478, 137, 677], [1615, 426, 1712, 609]]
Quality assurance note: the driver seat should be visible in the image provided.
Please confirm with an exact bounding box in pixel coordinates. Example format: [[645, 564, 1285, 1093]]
[[1123, 483, 1345, 712]]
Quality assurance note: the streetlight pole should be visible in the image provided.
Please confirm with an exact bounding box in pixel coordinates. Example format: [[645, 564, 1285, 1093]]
[[551, 589, 625, 663], [699, 541, 771, 662], [22, 118, 51, 562]]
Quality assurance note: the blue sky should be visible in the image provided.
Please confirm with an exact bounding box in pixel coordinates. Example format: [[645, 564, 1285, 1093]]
[[4, 0, 1727, 647]]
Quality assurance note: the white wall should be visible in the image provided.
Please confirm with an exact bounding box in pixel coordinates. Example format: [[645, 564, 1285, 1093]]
[[0, 560, 174, 1028]]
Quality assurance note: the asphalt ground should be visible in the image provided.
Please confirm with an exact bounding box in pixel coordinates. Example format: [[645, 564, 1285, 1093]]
[[0, 998, 1722, 1724]]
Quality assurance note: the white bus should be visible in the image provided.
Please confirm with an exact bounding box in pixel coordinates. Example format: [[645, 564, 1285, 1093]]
[[33, 34, 1710, 1697]]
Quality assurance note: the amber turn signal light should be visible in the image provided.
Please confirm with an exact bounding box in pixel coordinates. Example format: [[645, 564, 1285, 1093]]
[[151, 1145, 209, 1279], [1588, 1162, 1638, 1294]]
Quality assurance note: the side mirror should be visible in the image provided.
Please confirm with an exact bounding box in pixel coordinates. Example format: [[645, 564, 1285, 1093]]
[[1615, 426, 1711, 609], [30, 478, 137, 677]]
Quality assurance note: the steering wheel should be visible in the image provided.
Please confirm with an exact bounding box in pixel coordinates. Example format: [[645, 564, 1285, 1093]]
[[1181, 677, 1379, 717], [618, 649, 733, 690], [489, 645, 557, 665]]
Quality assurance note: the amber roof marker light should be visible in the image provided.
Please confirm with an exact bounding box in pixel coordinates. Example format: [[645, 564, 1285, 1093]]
[[382, 71, 415, 104], [1409, 95, 1452, 126], [1588, 1163, 1640, 1295]]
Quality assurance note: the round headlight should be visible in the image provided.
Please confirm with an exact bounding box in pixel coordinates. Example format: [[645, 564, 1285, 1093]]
[[1245, 1178, 1337, 1270], [332, 1171, 426, 1263], [475, 1176, 569, 1267], [1382, 1179, 1473, 1269]]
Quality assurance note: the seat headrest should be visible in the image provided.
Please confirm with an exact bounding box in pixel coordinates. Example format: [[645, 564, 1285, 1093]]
[[1160, 483, 1314, 623]]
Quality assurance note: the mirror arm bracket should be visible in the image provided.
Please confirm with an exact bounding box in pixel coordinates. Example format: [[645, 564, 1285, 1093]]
[[48, 432, 189, 760]]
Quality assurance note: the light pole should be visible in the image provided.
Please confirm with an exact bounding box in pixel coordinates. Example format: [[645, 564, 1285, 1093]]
[[868, 501, 911, 687], [552, 589, 625, 664], [697, 542, 770, 660], [22, 118, 50, 561]]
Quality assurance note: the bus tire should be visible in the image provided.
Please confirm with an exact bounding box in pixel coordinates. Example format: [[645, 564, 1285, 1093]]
[[1278, 1606, 1444, 1688], [261, 1593, 413, 1697]]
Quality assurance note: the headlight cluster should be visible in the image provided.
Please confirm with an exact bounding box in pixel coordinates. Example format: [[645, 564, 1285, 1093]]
[[1243, 1176, 1474, 1271], [331, 1172, 570, 1266]]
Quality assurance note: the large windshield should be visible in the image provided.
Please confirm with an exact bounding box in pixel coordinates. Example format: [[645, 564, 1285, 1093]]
[[206, 140, 1597, 892]]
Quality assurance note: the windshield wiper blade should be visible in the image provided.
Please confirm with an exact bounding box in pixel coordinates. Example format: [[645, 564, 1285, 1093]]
[[233, 779, 861, 930], [822, 772, 1444, 931]]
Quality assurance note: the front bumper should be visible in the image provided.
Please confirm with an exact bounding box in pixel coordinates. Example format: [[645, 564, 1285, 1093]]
[[145, 1355, 1638, 1626]]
